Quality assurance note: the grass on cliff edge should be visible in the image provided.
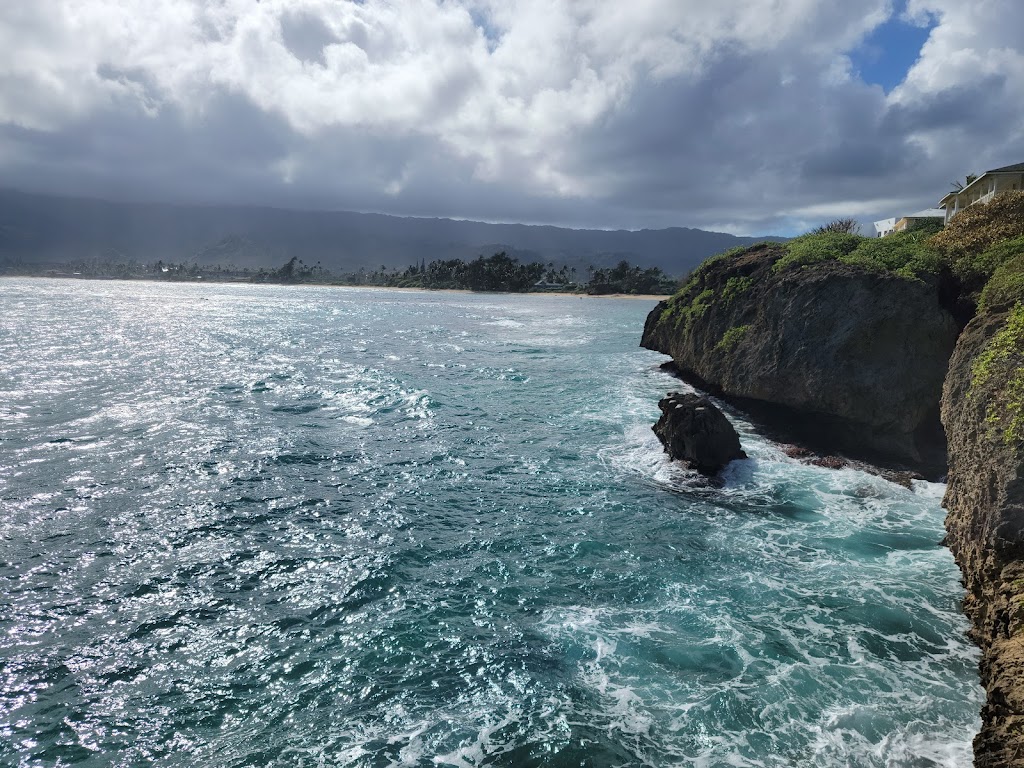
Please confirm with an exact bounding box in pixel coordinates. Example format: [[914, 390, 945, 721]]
[[771, 222, 945, 279], [980, 250, 1024, 312], [659, 246, 774, 331], [659, 229, 943, 332], [663, 194, 1024, 333], [971, 302, 1024, 445]]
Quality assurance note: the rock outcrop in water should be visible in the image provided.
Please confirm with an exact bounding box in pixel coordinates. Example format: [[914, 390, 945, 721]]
[[641, 243, 959, 475], [943, 304, 1024, 767], [653, 392, 746, 475], [641, 209, 1024, 766]]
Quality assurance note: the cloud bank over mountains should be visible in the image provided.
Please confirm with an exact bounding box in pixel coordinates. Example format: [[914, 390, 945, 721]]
[[1, 0, 1022, 234]]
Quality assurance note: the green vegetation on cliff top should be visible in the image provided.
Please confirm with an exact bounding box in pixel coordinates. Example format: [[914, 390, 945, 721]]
[[931, 191, 1024, 260], [980, 249, 1024, 312], [657, 224, 946, 335], [772, 222, 945, 279], [971, 303, 1024, 445], [654, 192, 1024, 452], [666, 192, 1024, 320]]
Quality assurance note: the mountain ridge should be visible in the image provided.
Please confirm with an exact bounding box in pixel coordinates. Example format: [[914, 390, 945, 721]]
[[0, 188, 781, 275]]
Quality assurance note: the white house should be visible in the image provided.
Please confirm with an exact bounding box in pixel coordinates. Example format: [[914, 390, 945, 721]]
[[938, 162, 1024, 223], [873, 217, 897, 237]]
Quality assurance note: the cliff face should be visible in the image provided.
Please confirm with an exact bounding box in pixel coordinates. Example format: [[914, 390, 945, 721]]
[[641, 244, 959, 472], [943, 306, 1024, 767]]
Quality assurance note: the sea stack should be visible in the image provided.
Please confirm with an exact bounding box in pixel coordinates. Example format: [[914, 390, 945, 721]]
[[653, 392, 746, 475]]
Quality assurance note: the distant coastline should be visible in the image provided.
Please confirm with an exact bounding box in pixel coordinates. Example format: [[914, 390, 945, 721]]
[[1, 251, 681, 298], [0, 273, 669, 300]]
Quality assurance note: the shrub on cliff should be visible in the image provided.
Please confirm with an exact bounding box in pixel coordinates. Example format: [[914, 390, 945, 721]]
[[980, 252, 1024, 313], [840, 227, 946, 279], [956, 235, 1024, 286], [772, 228, 944, 279], [970, 302, 1024, 444], [929, 191, 1024, 262], [772, 232, 861, 272], [715, 324, 751, 352], [811, 218, 861, 235]]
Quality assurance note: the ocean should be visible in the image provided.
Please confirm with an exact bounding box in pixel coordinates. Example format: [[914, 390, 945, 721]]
[[0, 278, 981, 767]]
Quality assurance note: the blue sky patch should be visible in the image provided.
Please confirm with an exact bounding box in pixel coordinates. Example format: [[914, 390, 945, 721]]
[[850, 4, 936, 92]]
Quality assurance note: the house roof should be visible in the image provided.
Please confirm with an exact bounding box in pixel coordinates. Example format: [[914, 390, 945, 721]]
[[901, 208, 945, 219], [985, 162, 1024, 175], [939, 161, 1024, 206]]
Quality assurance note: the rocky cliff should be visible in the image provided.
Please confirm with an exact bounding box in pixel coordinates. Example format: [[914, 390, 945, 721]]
[[641, 243, 959, 474], [943, 304, 1024, 767]]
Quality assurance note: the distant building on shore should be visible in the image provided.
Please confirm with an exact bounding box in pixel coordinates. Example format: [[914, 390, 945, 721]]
[[938, 162, 1024, 223], [872, 209, 945, 238], [873, 217, 898, 238]]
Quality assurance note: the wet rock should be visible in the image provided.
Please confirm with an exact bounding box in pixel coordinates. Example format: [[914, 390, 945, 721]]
[[780, 442, 846, 470], [780, 441, 920, 488], [653, 392, 746, 475], [781, 444, 813, 459], [810, 455, 847, 470]]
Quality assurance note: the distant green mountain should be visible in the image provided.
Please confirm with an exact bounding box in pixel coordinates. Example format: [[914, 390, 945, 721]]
[[0, 188, 781, 276]]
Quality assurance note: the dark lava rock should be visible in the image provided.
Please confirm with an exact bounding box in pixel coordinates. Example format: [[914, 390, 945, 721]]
[[653, 392, 746, 475], [779, 441, 920, 487], [810, 455, 848, 470], [941, 308, 1024, 767], [641, 244, 958, 475], [781, 443, 813, 459]]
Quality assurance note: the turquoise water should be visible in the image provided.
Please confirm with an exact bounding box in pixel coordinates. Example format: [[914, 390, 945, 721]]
[[0, 279, 981, 767]]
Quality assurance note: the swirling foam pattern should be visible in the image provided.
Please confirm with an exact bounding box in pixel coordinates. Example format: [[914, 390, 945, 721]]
[[0, 279, 981, 767]]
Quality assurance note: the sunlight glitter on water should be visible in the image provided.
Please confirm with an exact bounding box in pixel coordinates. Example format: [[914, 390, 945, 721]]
[[0, 278, 981, 767]]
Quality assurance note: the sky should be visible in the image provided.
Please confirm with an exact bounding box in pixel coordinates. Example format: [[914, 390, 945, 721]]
[[1, 0, 1023, 236]]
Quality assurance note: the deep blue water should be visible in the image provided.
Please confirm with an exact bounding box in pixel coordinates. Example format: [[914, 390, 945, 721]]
[[0, 279, 981, 767]]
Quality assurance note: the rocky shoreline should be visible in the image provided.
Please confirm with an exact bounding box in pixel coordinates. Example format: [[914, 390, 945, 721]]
[[642, 230, 1024, 765], [641, 243, 959, 477]]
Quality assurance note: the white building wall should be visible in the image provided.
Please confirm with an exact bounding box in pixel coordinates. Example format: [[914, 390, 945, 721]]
[[873, 217, 897, 237]]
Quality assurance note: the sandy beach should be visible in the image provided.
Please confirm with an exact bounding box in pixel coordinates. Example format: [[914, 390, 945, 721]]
[[332, 284, 670, 300]]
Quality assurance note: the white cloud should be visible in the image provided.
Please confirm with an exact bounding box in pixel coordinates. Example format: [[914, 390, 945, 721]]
[[0, 0, 1023, 233]]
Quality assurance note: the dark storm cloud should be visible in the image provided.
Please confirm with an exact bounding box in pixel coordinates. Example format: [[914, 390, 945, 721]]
[[280, 11, 338, 66], [801, 141, 921, 180], [882, 76, 1010, 135], [0, 93, 294, 205], [550, 44, 917, 228]]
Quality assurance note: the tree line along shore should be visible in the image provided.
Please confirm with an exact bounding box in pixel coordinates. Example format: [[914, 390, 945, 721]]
[[2, 251, 682, 296]]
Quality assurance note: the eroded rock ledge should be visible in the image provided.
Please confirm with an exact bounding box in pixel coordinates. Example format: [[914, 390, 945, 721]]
[[641, 244, 960, 477]]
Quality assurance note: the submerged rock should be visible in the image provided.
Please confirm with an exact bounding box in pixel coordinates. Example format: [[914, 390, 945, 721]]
[[653, 392, 746, 475]]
